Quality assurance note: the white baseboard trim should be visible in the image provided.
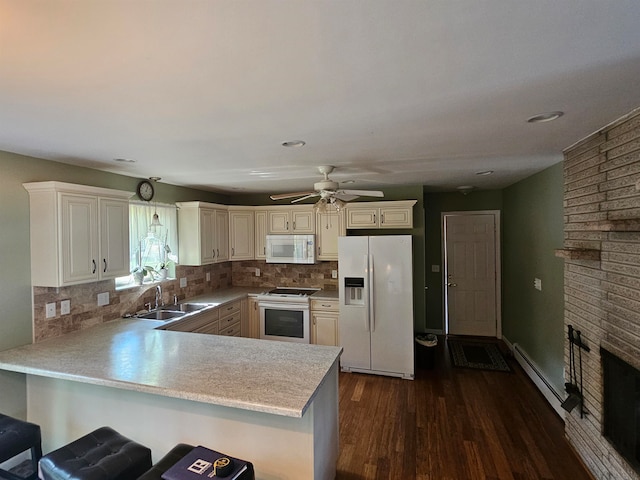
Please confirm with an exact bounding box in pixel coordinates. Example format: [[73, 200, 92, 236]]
[[502, 336, 565, 418]]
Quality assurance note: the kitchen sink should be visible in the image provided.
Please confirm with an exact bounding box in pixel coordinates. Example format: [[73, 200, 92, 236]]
[[137, 310, 186, 320], [177, 303, 210, 312]]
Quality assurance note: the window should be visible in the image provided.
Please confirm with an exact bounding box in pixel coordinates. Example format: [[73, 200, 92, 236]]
[[115, 201, 178, 289]]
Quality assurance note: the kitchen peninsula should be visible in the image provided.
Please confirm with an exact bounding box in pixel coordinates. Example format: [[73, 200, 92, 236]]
[[0, 318, 342, 480]]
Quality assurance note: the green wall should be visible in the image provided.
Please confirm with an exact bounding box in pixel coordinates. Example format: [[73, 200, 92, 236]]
[[502, 162, 565, 394], [423, 189, 503, 332]]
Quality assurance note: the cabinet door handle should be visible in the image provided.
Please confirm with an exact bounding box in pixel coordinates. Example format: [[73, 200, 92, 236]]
[[92, 260, 96, 274], [212, 249, 216, 258], [381, 213, 385, 224], [103, 259, 107, 273], [293, 221, 296, 230], [447, 283, 457, 287], [232, 247, 235, 256], [263, 247, 266, 254], [287, 221, 289, 230], [373, 213, 376, 223], [217, 248, 220, 257]]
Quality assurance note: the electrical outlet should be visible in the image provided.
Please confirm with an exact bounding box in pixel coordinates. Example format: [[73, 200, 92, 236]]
[[97, 292, 109, 306], [180, 277, 187, 288], [534, 278, 542, 291], [206, 272, 211, 282], [255, 268, 260, 277], [332, 270, 338, 279], [60, 300, 71, 315], [45, 302, 56, 318]]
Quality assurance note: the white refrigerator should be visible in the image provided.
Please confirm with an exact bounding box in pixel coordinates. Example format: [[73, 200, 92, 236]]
[[338, 235, 414, 379]]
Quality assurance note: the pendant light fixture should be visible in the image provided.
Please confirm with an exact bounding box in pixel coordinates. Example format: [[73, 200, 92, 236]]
[[149, 177, 163, 228]]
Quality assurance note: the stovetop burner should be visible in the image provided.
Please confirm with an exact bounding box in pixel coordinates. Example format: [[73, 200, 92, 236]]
[[263, 287, 319, 297]]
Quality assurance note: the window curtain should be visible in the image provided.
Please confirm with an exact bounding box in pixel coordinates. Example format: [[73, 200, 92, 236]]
[[129, 201, 179, 272]]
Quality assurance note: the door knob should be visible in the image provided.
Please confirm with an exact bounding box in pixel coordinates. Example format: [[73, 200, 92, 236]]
[[447, 283, 457, 287]]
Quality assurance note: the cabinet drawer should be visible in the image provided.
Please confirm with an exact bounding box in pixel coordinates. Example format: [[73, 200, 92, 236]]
[[218, 321, 241, 337], [219, 300, 241, 317], [193, 320, 219, 335], [220, 311, 241, 329], [311, 299, 339, 311]]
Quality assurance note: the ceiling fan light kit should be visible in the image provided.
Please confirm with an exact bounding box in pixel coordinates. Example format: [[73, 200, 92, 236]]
[[269, 165, 384, 211]]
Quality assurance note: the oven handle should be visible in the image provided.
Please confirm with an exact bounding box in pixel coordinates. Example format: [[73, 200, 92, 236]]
[[258, 301, 310, 310]]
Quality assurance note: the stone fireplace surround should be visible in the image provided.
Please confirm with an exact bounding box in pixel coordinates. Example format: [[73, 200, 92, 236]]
[[560, 106, 640, 479]]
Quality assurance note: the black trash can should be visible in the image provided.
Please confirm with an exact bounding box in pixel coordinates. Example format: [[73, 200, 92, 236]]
[[415, 334, 438, 369]]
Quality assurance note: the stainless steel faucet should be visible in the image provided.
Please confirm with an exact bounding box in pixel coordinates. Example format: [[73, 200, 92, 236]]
[[155, 285, 163, 309]]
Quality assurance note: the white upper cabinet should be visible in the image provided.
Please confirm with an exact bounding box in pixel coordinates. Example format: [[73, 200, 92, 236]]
[[315, 209, 345, 261], [23, 182, 133, 287], [266, 206, 315, 234], [229, 209, 254, 261], [345, 200, 417, 229], [254, 210, 268, 260], [177, 202, 229, 265]]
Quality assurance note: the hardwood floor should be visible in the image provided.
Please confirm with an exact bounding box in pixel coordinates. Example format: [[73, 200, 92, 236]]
[[335, 338, 593, 480]]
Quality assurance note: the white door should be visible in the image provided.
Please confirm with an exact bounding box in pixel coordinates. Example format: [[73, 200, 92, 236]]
[[444, 213, 498, 337]]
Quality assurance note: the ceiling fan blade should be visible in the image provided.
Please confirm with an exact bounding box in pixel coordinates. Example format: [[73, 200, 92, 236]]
[[270, 191, 316, 201], [338, 189, 384, 198], [333, 193, 359, 202], [291, 193, 319, 203]]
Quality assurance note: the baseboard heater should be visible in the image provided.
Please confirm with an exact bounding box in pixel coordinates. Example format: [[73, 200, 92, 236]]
[[512, 342, 564, 417]]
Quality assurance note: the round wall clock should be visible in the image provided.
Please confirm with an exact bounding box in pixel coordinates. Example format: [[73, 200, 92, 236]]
[[136, 180, 154, 201]]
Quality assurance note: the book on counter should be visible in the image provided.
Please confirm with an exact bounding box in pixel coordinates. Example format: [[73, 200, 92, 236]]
[[161, 445, 252, 480]]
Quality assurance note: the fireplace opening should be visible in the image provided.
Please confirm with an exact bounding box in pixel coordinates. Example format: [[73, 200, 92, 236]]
[[601, 347, 640, 475]]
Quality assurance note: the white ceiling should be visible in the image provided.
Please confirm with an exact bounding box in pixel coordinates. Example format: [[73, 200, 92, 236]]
[[2, 1, 640, 195]]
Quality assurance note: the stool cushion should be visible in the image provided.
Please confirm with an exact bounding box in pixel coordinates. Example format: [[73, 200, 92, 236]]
[[0, 413, 42, 463], [137, 443, 194, 480], [39, 426, 152, 480]]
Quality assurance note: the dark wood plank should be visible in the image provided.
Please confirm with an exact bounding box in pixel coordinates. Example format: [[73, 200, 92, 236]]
[[336, 338, 593, 480]]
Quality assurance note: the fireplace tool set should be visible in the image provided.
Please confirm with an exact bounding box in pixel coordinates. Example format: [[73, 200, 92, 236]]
[[561, 324, 590, 418]]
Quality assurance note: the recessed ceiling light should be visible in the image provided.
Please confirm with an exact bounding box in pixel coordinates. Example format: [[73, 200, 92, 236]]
[[114, 158, 135, 163], [282, 140, 306, 148], [527, 111, 564, 123], [475, 170, 494, 176]]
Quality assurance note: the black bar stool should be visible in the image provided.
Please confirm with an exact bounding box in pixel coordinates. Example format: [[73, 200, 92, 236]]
[[38, 426, 152, 480], [0, 413, 42, 480]]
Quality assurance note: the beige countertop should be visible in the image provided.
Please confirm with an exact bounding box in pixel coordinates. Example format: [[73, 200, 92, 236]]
[[0, 288, 342, 418]]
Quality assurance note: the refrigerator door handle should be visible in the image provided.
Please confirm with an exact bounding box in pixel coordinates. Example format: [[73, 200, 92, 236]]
[[363, 254, 370, 332], [369, 253, 375, 332]]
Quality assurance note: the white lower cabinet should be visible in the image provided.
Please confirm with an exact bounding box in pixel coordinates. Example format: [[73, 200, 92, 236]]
[[311, 298, 339, 346], [247, 297, 260, 339]]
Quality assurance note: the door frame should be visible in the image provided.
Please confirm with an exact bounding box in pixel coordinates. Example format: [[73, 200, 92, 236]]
[[441, 210, 502, 338]]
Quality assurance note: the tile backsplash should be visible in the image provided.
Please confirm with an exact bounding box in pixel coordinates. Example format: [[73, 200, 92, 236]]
[[32, 260, 337, 342]]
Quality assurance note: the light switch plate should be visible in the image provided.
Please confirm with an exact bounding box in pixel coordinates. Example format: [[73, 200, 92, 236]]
[[60, 300, 71, 315], [255, 268, 260, 277], [206, 272, 210, 282], [180, 277, 187, 288], [534, 278, 542, 291], [97, 292, 109, 306], [332, 270, 338, 279], [45, 302, 56, 318]]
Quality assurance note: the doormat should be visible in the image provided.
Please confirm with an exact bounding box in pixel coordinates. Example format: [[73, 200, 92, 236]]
[[448, 339, 511, 372]]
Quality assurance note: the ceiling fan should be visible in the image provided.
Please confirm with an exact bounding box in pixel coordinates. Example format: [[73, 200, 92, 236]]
[[269, 165, 384, 210]]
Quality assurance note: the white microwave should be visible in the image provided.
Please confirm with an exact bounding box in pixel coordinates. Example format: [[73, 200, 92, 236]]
[[265, 234, 316, 264]]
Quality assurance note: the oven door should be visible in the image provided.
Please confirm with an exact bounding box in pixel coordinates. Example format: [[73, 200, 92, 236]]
[[259, 301, 310, 343]]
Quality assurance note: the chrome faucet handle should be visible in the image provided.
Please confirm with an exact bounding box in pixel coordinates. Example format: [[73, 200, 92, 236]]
[[144, 302, 152, 312]]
